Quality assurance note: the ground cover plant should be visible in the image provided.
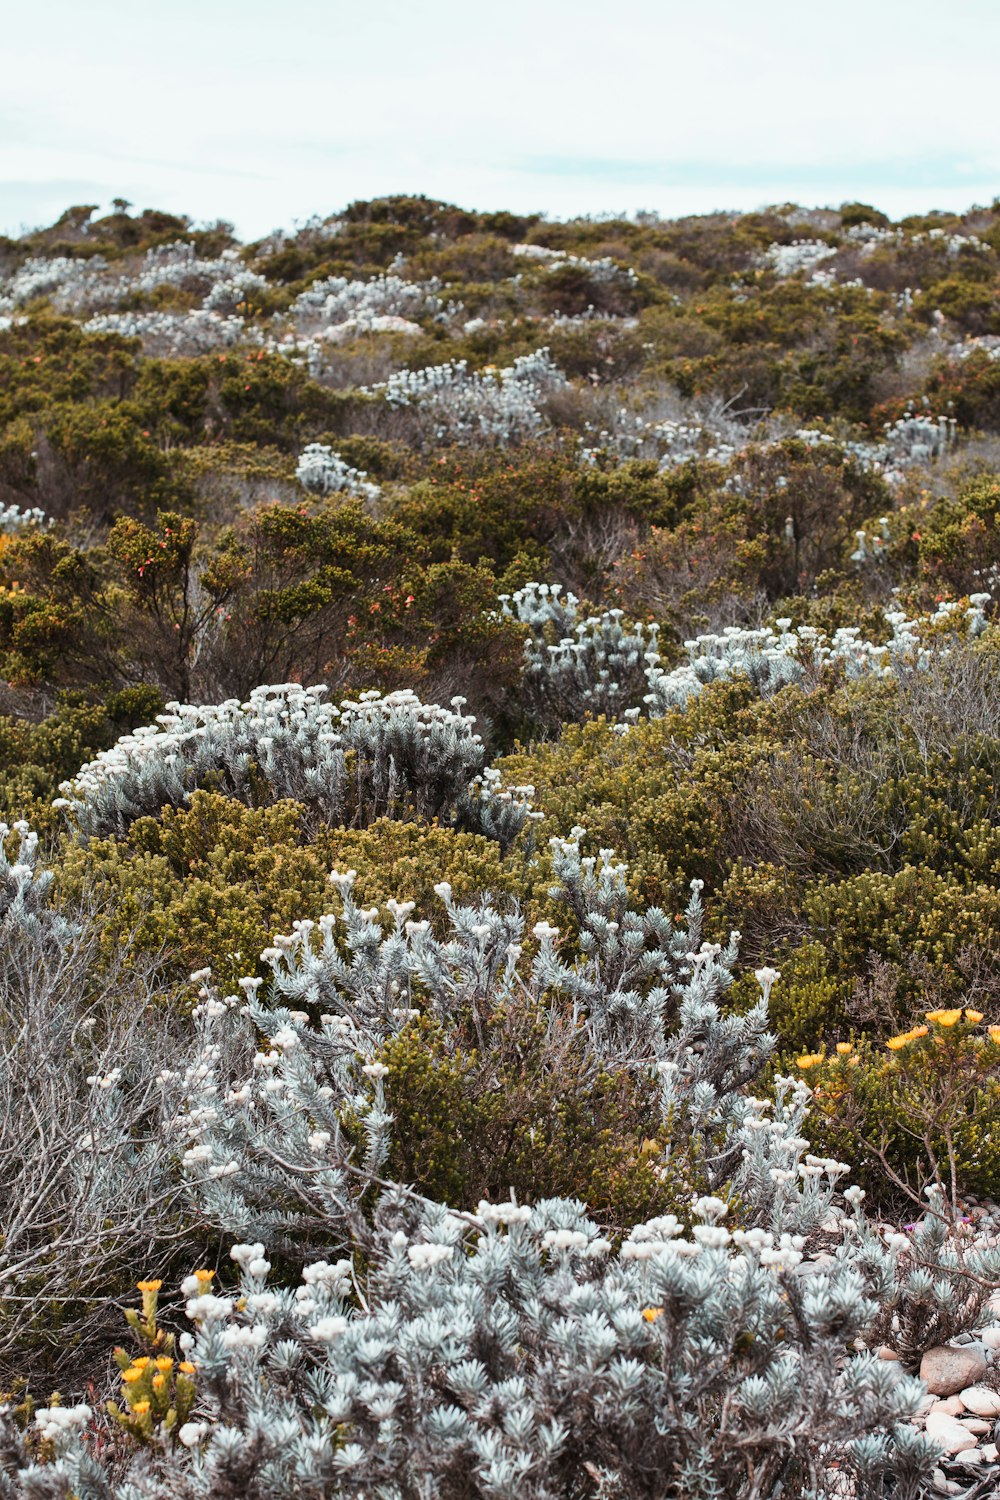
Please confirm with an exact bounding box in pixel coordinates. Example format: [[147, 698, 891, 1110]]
[[2, 193, 1000, 1496]]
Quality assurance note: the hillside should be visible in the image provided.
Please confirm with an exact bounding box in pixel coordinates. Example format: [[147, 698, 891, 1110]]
[[1, 194, 1000, 1497]]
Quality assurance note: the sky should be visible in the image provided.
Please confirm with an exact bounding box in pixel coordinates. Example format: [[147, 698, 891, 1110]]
[[3, 0, 1000, 240]]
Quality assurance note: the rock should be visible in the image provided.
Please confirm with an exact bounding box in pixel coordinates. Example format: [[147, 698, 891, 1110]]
[[965, 1419, 990, 1434], [982, 1328, 1000, 1350], [961, 1385, 1000, 1417], [932, 1396, 966, 1416], [925, 1411, 979, 1454], [982, 1444, 999, 1462], [921, 1345, 988, 1396], [877, 1345, 900, 1361]]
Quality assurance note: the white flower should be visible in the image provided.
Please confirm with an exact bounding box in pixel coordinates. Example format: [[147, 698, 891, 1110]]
[[362, 1061, 389, 1080], [542, 1228, 588, 1252], [270, 1026, 298, 1051], [230, 1242, 265, 1270], [178, 1421, 209, 1448], [309, 1315, 348, 1342], [221, 1323, 269, 1349], [34, 1404, 91, 1442], [186, 1293, 233, 1321], [308, 1130, 331, 1152], [407, 1242, 454, 1270], [754, 966, 781, 1001], [692, 1225, 731, 1249]]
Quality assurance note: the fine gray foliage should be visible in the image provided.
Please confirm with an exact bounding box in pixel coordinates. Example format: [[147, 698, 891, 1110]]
[[498, 583, 660, 731], [0, 824, 186, 1375], [0, 1202, 938, 1499], [55, 685, 534, 849]]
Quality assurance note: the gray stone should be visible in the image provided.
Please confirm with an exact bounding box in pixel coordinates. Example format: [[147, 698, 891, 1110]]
[[921, 1345, 988, 1397]]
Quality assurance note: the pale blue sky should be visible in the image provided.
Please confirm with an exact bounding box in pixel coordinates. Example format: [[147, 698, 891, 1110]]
[[4, 0, 999, 238]]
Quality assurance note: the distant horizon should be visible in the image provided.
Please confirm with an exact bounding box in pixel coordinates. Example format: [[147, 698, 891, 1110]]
[[7, 184, 1000, 248], [5, 0, 999, 244]]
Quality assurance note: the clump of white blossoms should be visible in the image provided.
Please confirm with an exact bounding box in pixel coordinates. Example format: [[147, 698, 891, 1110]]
[[55, 682, 534, 849], [294, 442, 381, 501], [498, 582, 660, 730], [364, 348, 567, 446]]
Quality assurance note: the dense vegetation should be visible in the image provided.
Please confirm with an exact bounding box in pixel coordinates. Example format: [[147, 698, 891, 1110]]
[[2, 193, 1000, 1496]]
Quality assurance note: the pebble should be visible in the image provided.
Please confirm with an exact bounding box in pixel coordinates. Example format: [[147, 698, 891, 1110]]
[[982, 1328, 1000, 1351], [931, 1397, 966, 1417], [925, 1411, 979, 1453], [960, 1385, 1000, 1417], [983, 1444, 999, 1462], [921, 1345, 988, 1396], [965, 1419, 990, 1434], [877, 1345, 900, 1361]]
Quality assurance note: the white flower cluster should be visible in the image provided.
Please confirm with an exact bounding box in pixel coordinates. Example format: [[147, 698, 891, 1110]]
[[581, 408, 740, 470], [202, 268, 269, 315], [291, 272, 442, 334], [0, 502, 51, 534], [56, 683, 532, 848], [294, 442, 381, 501], [364, 348, 567, 447], [796, 409, 958, 490], [763, 239, 838, 278], [498, 582, 660, 730], [0, 1201, 941, 1498], [512, 242, 639, 287], [642, 596, 992, 718], [0, 255, 107, 314], [83, 308, 253, 355]]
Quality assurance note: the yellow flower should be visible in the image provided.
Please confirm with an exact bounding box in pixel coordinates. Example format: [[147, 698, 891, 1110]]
[[193, 1269, 214, 1284], [836, 1042, 853, 1055], [131, 1401, 150, 1416], [179, 1361, 196, 1374], [796, 1053, 823, 1070], [152, 1374, 167, 1393], [965, 1009, 984, 1024], [642, 1307, 664, 1322], [122, 1368, 145, 1383], [911, 1025, 928, 1038], [136, 1280, 162, 1293], [886, 1035, 909, 1051], [926, 1009, 962, 1027], [989, 1027, 1000, 1046], [154, 1357, 173, 1372], [131, 1357, 150, 1369]]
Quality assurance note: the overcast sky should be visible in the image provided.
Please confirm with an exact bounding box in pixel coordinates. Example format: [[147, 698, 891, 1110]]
[[4, 0, 1000, 239]]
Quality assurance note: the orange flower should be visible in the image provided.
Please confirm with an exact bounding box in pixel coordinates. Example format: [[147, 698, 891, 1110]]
[[796, 1053, 823, 1070], [989, 1027, 1000, 1046], [886, 1035, 909, 1051], [179, 1361, 196, 1374], [965, 1009, 984, 1024], [642, 1307, 664, 1322], [122, 1368, 145, 1384], [136, 1279, 162, 1293], [835, 1042, 853, 1055], [154, 1357, 173, 1372], [926, 1009, 962, 1027], [131, 1401, 150, 1416]]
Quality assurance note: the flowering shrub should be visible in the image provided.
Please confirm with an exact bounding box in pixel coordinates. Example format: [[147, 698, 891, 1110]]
[[803, 1009, 1000, 1209], [56, 685, 534, 848], [294, 443, 381, 501], [365, 349, 567, 446], [498, 582, 659, 731], [0, 1209, 937, 1499]]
